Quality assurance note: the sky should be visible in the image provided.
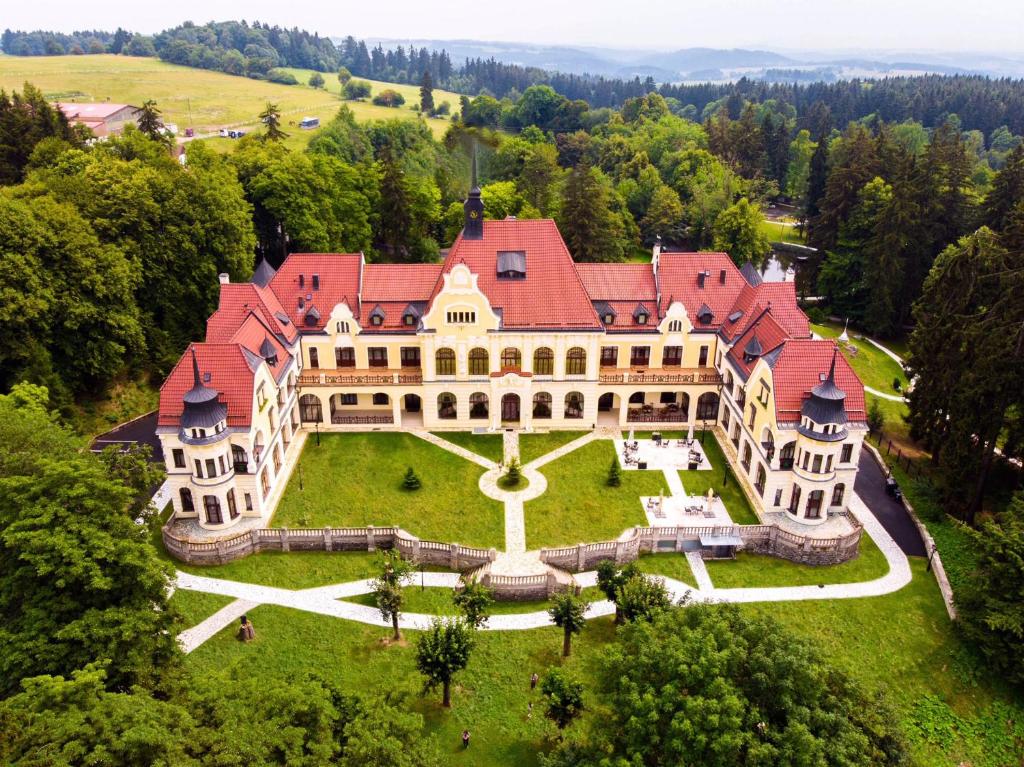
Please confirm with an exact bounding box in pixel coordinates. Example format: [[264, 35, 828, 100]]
[[6, 0, 1023, 54]]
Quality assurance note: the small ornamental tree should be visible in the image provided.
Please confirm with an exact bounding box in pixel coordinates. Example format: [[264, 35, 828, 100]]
[[548, 591, 589, 657], [308, 72, 325, 89], [370, 550, 414, 641], [337, 66, 352, 85], [403, 467, 421, 490], [504, 457, 522, 487], [616, 573, 672, 624], [415, 618, 474, 707], [541, 669, 585, 733], [867, 398, 885, 433], [595, 560, 640, 624], [607, 457, 621, 487], [453, 578, 494, 628]]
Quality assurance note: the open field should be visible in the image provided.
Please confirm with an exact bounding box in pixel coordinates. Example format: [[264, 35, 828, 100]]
[[0, 54, 459, 144], [273, 433, 504, 549], [183, 560, 1024, 766], [760, 217, 806, 244]]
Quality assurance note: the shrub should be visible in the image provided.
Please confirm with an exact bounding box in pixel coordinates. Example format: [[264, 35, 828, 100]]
[[372, 89, 406, 108], [343, 80, 372, 100], [403, 467, 421, 490], [267, 69, 298, 85], [308, 72, 325, 89], [607, 457, 621, 487], [504, 458, 522, 487], [805, 305, 828, 324], [892, 376, 902, 392]]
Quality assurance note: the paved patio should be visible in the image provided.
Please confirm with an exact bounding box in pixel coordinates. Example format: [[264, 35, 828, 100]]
[[641, 491, 733, 526], [614, 437, 712, 472]]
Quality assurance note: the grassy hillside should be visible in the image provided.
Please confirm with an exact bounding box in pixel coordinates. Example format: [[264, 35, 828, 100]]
[[0, 54, 461, 143]]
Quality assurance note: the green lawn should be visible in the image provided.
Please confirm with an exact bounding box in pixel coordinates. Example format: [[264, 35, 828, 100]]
[[340, 585, 603, 616], [518, 431, 589, 465], [170, 589, 235, 629], [430, 431, 505, 463], [705, 529, 889, 587], [184, 559, 1024, 766], [633, 552, 696, 586], [273, 433, 504, 549], [524, 439, 658, 549], [171, 551, 394, 590], [811, 321, 909, 394], [760, 218, 806, 244], [632, 430, 761, 525]]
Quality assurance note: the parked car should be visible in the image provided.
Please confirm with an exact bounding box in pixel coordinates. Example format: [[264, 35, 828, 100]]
[[228, 129, 246, 139], [218, 128, 229, 137], [184, 127, 194, 138]]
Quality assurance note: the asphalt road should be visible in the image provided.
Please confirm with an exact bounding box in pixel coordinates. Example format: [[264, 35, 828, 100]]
[[855, 451, 926, 557], [90, 411, 164, 463]]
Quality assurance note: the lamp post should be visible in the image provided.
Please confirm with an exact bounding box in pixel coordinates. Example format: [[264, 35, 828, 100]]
[[700, 419, 707, 444], [420, 563, 425, 590], [926, 542, 938, 573], [315, 420, 320, 447]]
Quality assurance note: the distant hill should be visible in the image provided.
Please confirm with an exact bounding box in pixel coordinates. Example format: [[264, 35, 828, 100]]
[[362, 38, 1024, 82]]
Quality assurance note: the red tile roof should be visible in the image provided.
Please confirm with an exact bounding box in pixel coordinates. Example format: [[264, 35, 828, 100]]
[[437, 220, 601, 329], [576, 263, 656, 301], [229, 313, 292, 382], [269, 253, 362, 331], [656, 252, 746, 330], [158, 343, 257, 428], [726, 306, 791, 379], [770, 340, 866, 424], [363, 264, 442, 302], [751, 282, 809, 338], [207, 282, 296, 344]]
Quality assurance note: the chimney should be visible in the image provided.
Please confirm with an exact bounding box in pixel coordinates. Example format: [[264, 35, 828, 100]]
[[299, 274, 305, 288], [312, 274, 320, 290], [652, 235, 662, 266], [697, 270, 709, 289], [719, 268, 727, 284], [218, 273, 230, 284]]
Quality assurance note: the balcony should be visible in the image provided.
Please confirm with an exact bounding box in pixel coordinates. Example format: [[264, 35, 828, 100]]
[[299, 370, 423, 387], [599, 367, 723, 385], [331, 412, 395, 425]]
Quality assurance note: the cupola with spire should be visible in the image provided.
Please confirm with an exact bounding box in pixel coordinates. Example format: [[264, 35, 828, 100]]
[[180, 348, 228, 437], [463, 149, 484, 240], [800, 347, 848, 430]]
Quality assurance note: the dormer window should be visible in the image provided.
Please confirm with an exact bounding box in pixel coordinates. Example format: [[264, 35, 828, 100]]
[[496, 251, 526, 280], [632, 303, 650, 326], [404, 314, 416, 326], [372, 315, 383, 326], [604, 313, 614, 325], [304, 306, 321, 327], [637, 313, 647, 325]]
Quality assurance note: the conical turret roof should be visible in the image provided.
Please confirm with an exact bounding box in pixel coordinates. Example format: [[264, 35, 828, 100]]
[[801, 347, 848, 424], [181, 348, 228, 430]]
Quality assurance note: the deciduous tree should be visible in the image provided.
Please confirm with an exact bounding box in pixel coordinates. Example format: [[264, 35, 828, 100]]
[[415, 618, 474, 707], [370, 550, 414, 641], [548, 591, 589, 657]]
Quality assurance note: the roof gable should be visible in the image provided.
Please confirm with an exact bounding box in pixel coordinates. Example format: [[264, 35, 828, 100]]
[[269, 253, 362, 332], [770, 340, 866, 424]]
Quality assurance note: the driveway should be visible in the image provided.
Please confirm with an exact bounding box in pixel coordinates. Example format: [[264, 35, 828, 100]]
[[854, 451, 926, 556]]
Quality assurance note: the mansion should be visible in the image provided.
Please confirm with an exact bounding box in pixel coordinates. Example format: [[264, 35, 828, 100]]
[[158, 183, 868, 534]]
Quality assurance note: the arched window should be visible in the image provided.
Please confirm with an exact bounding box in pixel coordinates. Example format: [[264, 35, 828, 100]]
[[438, 393, 457, 419], [501, 348, 522, 370], [806, 490, 824, 519], [533, 392, 552, 418], [628, 392, 645, 405], [779, 441, 796, 470], [253, 431, 266, 464], [469, 392, 489, 419], [435, 348, 455, 375], [299, 394, 322, 423], [788, 485, 802, 514], [741, 442, 752, 471], [831, 483, 845, 507], [565, 392, 584, 419], [179, 487, 194, 512], [260, 468, 271, 498], [565, 347, 586, 375], [203, 495, 223, 525], [533, 347, 554, 375], [755, 465, 767, 496], [696, 392, 719, 420], [231, 444, 248, 471], [668, 320, 683, 332], [469, 348, 489, 376]]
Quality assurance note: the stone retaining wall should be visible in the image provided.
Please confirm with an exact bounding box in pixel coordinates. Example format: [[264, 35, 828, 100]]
[[163, 522, 496, 571], [539, 520, 863, 573]]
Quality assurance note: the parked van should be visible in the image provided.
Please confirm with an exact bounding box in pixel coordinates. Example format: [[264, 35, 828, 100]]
[[299, 116, 320, 130]]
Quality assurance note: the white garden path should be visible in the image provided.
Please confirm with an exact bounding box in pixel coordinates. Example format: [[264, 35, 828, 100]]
[[172, 431, 912, 653]]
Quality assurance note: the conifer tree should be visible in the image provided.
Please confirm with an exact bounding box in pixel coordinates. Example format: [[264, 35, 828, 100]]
[[557, 162, 628, 262], [403, 467, 421, 490], [136, 100, 165, 142], [607, 457, 621, 487], [419, 70, 434, 114], [259, 102, 288, 142]]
